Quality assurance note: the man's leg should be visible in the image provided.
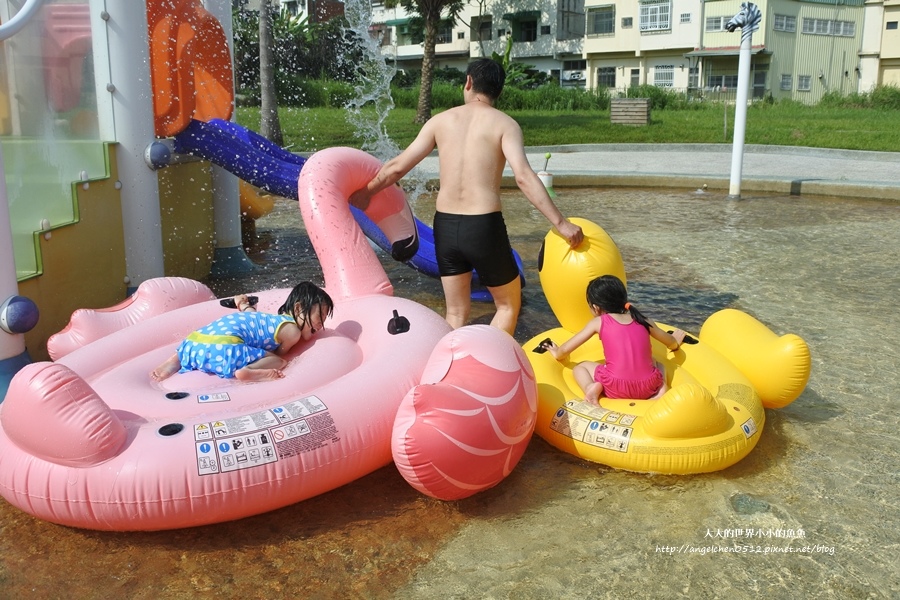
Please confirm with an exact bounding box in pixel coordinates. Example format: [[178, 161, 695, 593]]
[[440, 272, 473, 329], [487, 276, 522, 336]]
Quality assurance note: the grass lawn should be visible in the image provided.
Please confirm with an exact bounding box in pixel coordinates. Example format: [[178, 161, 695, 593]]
[[237, 104, 900, 153]]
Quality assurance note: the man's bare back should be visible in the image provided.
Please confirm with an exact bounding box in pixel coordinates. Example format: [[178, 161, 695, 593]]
[[349, 58, 583, 336], [428, 100, 512, 215]]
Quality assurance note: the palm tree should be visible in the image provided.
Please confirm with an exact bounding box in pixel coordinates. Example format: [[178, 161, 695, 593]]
[[389, 0, 465, 124], [259, 0, 283, 145]]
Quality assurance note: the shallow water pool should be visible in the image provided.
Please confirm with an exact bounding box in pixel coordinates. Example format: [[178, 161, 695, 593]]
[[1, 187, 896, 599]]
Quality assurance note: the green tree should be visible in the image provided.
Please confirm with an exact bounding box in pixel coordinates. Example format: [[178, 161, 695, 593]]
[[232, 7, 360, 107], [387, 0, 466, 123], [259, 0, 283, 144]]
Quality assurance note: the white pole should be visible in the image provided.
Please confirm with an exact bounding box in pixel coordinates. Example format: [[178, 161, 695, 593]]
[[0, 1, 45, 396], [105, 1, 165, 291], [726, 2, 761, 200], [0, 144, 27, 383], [203, 0, 255, 276], [729, 36, 752, 199]]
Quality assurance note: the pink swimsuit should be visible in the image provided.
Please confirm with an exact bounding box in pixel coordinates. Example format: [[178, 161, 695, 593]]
[[593, 313, 664, 399]]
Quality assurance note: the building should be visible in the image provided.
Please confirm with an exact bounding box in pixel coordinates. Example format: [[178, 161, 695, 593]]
[[582, 0, 702, 92], [863, 0, 900, 87], [251, 0, 895, 103], [369, 0, 586, 84], [237, 0, 344, 23]]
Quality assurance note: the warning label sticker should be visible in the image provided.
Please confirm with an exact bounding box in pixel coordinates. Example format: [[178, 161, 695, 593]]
[[548, 400, 636, 453], [193, 394, 335, 475], [198, 392, 230, 403], [740, 417, 758, 438]]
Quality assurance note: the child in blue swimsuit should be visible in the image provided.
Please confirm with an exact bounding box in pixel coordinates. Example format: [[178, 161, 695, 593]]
[[151, 282, 333, 382]]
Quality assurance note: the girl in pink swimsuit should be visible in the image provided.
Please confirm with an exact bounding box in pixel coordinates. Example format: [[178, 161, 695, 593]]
[[543, 275, 686, 404]]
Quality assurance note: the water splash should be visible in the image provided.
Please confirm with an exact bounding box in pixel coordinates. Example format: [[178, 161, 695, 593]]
[[340, 0, 431, 204]]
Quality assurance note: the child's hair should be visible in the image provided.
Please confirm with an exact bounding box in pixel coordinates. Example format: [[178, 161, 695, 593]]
[[466, 58, 505, 100], [279, 282, 334, 326], [586, 275, 652, 331]]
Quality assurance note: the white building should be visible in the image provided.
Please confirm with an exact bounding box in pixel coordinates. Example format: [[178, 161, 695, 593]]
[[249, 0, 893, 102], [370, 0, 586, 85]]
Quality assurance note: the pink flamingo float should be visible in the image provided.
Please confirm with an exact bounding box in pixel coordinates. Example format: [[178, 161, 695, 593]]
[[0, 148, 536, 531]]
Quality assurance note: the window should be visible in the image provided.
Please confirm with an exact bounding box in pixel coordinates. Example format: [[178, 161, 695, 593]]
[[640, 0, 671, 32], [558, 2, 586, 41], [654, 64, 674, 87], [497, 28, 506, 37], [622, 17, 633, 28], [802, 18, 855, 37], [631, 68, 640, 87], [707, 74, 738, 88], [706, 16, 726, 32], [472, 18, 492, 41], [773, 15, 796, 32], [564, 60, 587, 70], [457, 31, 465, 40], [541, 25, 551, 35], [598, 66, 616, 87], [370, 24, 391, 46], [688, 67, 699, 89], [780, 74, 792, 90], [588, 6, 616, 35], [517, 19, 538, 42], [436, 21, 452, 44], [887, 21, 898, 30], [680, 13, 691, 24], [798, 75, 812, 91]]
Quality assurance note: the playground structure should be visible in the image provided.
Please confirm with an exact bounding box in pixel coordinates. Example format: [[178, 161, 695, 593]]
[[0, 0, 305, 397], [0, 1, 528, 398]]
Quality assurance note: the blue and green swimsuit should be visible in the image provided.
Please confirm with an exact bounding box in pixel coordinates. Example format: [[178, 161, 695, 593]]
[[177, 312, 295, 378]]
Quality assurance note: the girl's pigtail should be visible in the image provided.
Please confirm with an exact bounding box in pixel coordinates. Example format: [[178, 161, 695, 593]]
[[626, 302, 653, 331]]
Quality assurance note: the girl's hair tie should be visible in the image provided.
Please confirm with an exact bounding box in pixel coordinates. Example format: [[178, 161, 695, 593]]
[[624, 302, 632, 310]]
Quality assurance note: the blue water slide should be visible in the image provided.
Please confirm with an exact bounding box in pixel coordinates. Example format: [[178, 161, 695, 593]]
[[173, 119, 524, 300]]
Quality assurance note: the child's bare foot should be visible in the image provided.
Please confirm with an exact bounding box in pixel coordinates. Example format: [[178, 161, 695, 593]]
[[584, 382, 603, 406], [151, 355, 181, 382], [235, 368, 285, 382]]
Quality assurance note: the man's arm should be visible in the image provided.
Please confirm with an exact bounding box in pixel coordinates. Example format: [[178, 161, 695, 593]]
[[350, 122, 438, 209], [500, 124, 584, 248]]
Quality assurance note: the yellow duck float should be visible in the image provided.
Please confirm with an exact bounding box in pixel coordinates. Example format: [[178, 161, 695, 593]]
[[525, 218, 811, 474]]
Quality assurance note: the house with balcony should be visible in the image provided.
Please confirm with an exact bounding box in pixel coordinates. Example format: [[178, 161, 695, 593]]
[[250, 0, 882, 104], [861, 0, 900, 87], [369, 0, 586, 84], [582, 0, 702, 92], [581, 0, 868, 103], [695, 0, 866, 103]]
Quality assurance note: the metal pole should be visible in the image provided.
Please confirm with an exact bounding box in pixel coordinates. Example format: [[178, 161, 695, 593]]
[[0, 0, 46, 398], [725, 2, 762, 199], [729, 35, 752, 198], [106, 1, 166, 291], [204, 0, 256, 276]]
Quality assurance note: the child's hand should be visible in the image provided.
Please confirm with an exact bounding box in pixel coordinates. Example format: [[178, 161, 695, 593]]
[[671, 329, 686, 346], [542, 340, 565, 360], [234, 294, 256, 312]]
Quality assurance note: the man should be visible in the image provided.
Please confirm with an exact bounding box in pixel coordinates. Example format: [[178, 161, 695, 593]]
[[350, 58, 583, 335]]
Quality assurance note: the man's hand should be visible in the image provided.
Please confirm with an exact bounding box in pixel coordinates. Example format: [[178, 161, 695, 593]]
[[349, 189, 371, 211], [558, 220, 584, 249]]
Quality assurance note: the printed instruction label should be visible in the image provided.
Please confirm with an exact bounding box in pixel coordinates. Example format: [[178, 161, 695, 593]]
[[548, 400, 635, 453], [193, 394, 336, 475]]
